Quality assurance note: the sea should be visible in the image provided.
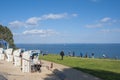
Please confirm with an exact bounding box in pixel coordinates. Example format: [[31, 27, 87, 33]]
[[16, 44, 120, 59]]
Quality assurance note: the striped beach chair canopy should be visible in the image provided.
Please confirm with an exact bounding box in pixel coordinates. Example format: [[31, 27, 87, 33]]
[[0, 39, 9, 49]]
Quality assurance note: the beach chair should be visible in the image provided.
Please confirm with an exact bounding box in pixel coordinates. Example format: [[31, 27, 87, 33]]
[[13, 49, 21, 66], [0, 48, 5, 60], [4, 48, 13, 62], [31, 55, 41, 72], [22, 51, 31, 72]]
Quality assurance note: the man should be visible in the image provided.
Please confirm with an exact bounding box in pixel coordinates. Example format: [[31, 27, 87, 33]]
[[60, 50, 64, 60]]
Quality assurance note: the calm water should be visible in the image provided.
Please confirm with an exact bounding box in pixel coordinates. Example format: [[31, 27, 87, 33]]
[[16, 44, 120, 59]]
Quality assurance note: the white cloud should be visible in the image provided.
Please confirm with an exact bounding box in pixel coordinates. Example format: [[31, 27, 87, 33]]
[[72, 13, 78, 17], [9, 13, 77, 29], [9, 20, 25, 28], [100, 17, 111, 22], [26, 17, 41, 25], [101, 29, 120, 33], [9, 17, 41, 29], [23, 29, 58, 37], [91, 0, 100, 2], [42, 13, 68, 20], [85, 17, 120, 28], [86, 23, 103, 28], [101, 29, 110, 33]]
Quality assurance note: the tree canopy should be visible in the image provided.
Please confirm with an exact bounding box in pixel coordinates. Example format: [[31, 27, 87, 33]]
[[0, 25, 15, 48]]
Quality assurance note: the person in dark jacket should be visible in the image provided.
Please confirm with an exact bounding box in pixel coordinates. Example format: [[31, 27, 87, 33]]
[[60, 50, 64, 60]]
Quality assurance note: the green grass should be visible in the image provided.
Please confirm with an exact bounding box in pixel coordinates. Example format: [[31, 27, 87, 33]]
[[39, 54, 120, 80]]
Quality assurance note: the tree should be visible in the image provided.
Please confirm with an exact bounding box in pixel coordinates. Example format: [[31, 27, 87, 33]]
[[0, 25, 16, 48]]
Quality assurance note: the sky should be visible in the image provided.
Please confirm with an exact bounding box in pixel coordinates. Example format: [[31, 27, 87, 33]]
[[0, 0, 120, 44]]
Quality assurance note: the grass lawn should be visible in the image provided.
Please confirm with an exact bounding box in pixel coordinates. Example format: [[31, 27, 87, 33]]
[[39, 54, 120, 80]]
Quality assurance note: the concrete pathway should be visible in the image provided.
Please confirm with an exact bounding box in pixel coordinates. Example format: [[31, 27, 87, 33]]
[[0, 60, 102, 80], [0, 60, 60, 80], [42, 60, 102, 80]]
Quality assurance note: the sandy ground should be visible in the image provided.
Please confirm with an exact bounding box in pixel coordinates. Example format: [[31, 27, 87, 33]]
[[0, 60, 102, 80], [0, 60, 60, 80]]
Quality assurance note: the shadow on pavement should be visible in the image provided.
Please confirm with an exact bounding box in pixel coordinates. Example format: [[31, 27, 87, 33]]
[[73, 67, 120, 80], [43, 67, 102, 80], [0, 74, 7, 80], [43, 65, 120, 80]]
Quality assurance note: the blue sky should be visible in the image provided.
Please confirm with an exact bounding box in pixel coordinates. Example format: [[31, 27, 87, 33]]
[[0, 0, 120, 44]]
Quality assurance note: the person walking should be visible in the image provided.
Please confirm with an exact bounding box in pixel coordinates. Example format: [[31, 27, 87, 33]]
[[91, 53, 94, 58], [60, 50, 65, 60], [72, 51, 75, 57]]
